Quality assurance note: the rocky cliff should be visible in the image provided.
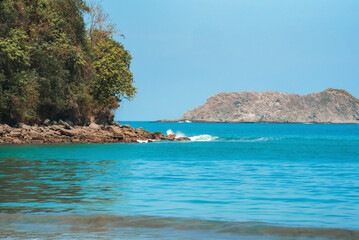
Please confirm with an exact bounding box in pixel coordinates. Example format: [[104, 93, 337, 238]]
[[175, 89, 359, 123]]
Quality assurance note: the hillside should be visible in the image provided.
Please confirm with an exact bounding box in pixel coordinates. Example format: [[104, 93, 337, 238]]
[[170, 89, 359, 123]]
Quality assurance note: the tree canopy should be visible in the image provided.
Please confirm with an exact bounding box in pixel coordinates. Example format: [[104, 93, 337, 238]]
[[0, 0, 136, 125]]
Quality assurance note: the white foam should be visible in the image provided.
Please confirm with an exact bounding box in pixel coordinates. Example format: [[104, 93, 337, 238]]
[[189, 135, 219, 142], [166, 129, 175, 135], [178, 120, 192, 123], [137, 140, 148, 143], [237, 137, 279, 142], [175, 131, 186, 138], [166, 129, 187, 139], [167, 129, 218, 142]]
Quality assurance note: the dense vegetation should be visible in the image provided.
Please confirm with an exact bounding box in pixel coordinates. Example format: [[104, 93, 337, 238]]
[[0, 0, 136, 125]]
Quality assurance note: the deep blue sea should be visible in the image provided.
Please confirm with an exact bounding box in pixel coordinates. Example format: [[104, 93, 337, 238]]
[[1, 122, 359, 239]]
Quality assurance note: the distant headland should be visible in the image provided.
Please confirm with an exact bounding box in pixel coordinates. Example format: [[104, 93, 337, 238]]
[[160, 89, 359, 124]]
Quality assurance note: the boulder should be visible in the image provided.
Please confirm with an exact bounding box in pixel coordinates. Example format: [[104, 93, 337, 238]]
[[89, 122, 101, 130], [123, 130, 138, 137], [58, 119, 72, 129], [122, 137, 137, 143], [30, 133, 44, 140], [175, 137, 191, 141], [107, 126, 124, 138], [50, 125, 63, 131], [66, 120, 75, 127], [141, 131, 154, 139], [152, 131, 165, 140], [166, 134, 176, 140], [59, 129, 80, 137], [43, 119, 51, 126], [15, 123, 31, 130], [9, 131, 22, 137]]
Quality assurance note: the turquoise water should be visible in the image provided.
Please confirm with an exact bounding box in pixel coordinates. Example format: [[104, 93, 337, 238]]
[[1, 122, 359, 239]]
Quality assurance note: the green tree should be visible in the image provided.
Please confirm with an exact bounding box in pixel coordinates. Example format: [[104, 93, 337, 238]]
[[0, 0, 136, 125], [92, 36, 136, 109], [88, 0, 136, 123]]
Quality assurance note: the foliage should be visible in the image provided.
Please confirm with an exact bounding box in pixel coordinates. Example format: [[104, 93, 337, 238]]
[[92, 37, 136, 108], [0, 0, 136, 125]]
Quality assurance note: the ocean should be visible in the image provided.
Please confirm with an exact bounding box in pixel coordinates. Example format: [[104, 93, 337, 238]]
[[0, 122, 359, 239]]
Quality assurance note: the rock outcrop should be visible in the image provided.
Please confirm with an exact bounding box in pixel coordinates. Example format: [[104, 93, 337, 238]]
[[168, 89, 359, 123], [0, 122, 191, 144]]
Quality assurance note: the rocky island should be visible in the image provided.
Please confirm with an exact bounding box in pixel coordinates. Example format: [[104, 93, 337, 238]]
[[162, 89, 359, 124]]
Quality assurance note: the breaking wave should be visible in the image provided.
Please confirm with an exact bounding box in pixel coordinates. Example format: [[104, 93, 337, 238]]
[[166, 129, 187, 138], [166, 129, 175, 135], [165, 129, 282, 142], [189, 135, 219, 142], [189, 136, 280, 142], [167, 129, 218, 141]]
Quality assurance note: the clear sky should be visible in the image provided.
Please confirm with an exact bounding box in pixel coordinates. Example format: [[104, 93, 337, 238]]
[[100, 0, 359, 121]]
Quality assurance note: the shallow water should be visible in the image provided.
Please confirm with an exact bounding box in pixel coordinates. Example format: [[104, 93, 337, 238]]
[[0, 122, 359, 239]]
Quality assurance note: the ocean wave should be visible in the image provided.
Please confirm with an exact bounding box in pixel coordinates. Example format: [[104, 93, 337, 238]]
[[166, 129, 280, 142], [236, 137, 280, 142], [164, 131, 356, 143], [179, 120, 192, 123], [166, 129, 188, 139], [0, 214, 357, 240], [166, 129, 175, 135], [189, 135, 219, 142], [189, 136, 280, 142], [167, 129, 219, 142]]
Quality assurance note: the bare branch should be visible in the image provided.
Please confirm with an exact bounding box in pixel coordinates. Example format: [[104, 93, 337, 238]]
[[87, 0, 118, 45]]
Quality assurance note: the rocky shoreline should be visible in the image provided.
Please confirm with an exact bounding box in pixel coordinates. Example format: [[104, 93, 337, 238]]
[[0, 121, 190, 144]]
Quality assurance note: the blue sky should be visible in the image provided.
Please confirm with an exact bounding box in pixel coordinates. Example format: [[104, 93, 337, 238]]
[[100, 0, 359, 121]]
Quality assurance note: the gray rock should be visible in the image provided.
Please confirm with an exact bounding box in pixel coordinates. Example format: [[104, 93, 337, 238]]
[[58, 119, 72, 129], [89, 122, 101, 129], [16, 123, 31, 130], [152, 131, 165, 140], [66, 120, 75, 127], [175, 89, 359, 124], [59, 129, 79, 137], [107, 126, 124, 137], [9, 131, 22, 137], [43, 119, 51, 126]]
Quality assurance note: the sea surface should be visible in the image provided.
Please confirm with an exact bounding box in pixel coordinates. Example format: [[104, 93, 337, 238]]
[[0, 122, 359, 239]]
